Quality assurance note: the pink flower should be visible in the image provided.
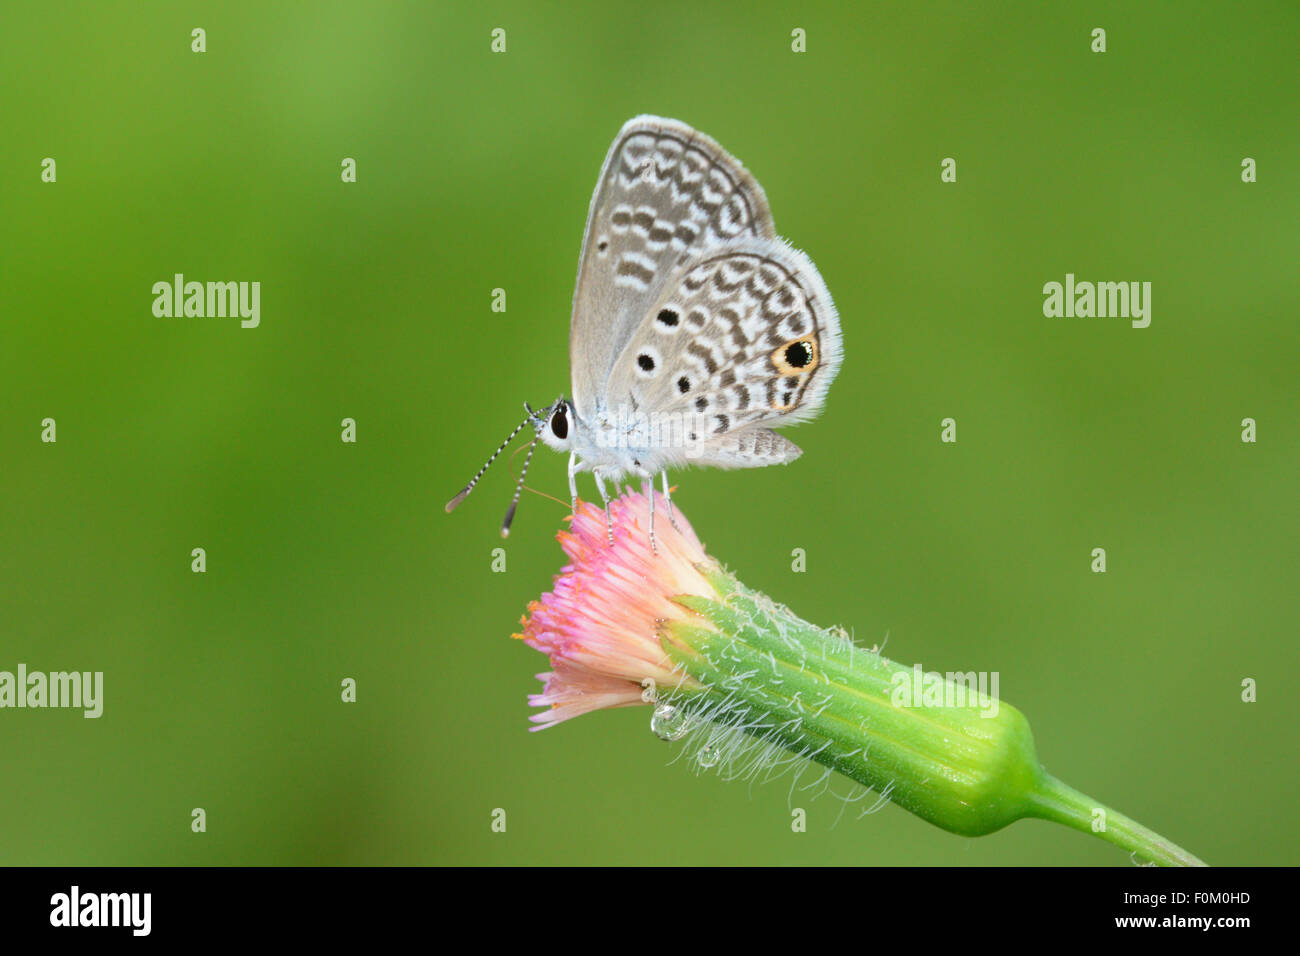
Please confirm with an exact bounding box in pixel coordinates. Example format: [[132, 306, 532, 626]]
[[508, 492, 1208, 865], [515, 490, 715, 730]]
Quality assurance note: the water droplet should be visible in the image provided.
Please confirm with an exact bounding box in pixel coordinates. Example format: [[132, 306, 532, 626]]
[[651, 703, 689, 741], [697, 744, 721, 768]]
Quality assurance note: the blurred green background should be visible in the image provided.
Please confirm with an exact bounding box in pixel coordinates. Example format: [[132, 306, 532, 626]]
[[1, 1, 1296, 866]]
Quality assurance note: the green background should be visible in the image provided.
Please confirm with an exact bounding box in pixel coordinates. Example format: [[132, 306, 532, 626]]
[[1, 1, 1295, 866]]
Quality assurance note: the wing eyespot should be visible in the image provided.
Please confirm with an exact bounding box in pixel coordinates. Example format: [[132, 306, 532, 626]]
[[771, 335, 818, 375]]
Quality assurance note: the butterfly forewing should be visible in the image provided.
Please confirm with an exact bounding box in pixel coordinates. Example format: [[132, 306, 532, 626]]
[[569, 116, 776, 421]]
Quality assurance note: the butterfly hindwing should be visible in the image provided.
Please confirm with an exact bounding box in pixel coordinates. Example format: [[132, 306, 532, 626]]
[[568, 116, 776, 421], [683, 427, 804, 469], [602, 237, 842, 451]]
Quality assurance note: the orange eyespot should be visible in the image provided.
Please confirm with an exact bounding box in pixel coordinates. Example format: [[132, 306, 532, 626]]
[[771, 336, 817, 376]]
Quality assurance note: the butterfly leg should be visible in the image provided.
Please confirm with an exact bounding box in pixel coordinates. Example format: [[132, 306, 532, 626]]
[[644, 477, 658, 555], [660, 470, 680, 530], [568, 452, 579, 512], [592, 469, 614, 545]]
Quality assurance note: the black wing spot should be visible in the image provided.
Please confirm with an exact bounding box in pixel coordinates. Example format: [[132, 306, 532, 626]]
[[657, 308, 679, 327], [677, 376, 691, 394], [771, 337, 819, 375], [637, 353, 656, 372]]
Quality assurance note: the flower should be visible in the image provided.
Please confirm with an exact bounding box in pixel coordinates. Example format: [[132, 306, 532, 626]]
[[515, 490, 713, 730], [513, 490, 1206, 866]]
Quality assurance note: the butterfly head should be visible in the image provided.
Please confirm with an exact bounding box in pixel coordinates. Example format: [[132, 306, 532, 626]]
[[531, 397, 574, 453]]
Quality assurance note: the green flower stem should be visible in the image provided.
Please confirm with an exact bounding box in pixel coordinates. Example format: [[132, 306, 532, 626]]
[[1028, 774, 1207, 867], [657, 566, 1205, 866]]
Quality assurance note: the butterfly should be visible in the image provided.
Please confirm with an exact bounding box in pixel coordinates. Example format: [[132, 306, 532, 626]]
[[447, 116, 843, 547]]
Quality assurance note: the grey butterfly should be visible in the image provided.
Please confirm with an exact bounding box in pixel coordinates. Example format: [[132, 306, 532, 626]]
[[447, 115, 843, 546]]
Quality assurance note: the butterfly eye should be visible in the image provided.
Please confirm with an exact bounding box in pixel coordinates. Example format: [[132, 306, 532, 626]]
[[550, 404, 569, 440]]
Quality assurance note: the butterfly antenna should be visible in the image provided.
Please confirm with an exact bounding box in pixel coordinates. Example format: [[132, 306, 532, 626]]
[[445, 414, 534, 513], [500, 432, 541, 537]]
